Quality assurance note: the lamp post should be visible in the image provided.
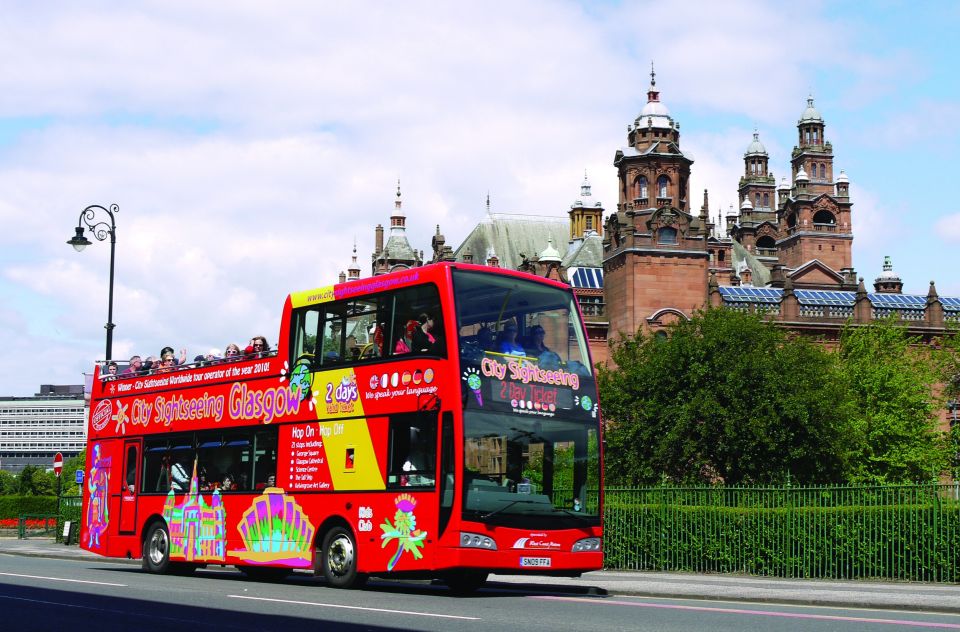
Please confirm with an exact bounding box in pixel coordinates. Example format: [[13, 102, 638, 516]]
[[66, 204, 119, 361]]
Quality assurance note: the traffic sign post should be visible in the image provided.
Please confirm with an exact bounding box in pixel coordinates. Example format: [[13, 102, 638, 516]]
[[54, 452, 63, 538]]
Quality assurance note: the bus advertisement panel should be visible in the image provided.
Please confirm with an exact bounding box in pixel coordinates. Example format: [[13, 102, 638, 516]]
[[80, 263, 602, 592]]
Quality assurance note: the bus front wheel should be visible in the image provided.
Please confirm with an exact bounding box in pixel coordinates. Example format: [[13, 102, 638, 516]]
[[320, 526, 367, 589], [142, 522, 171, 574]]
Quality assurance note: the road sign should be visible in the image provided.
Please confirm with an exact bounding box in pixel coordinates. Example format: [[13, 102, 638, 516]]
[[53, 452, 63, 477], [76, 470, 84, 485]]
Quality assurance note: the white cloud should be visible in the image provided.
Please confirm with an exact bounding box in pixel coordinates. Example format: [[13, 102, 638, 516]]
[[935, 214, 960, 240], [0, 2, 955, 394]]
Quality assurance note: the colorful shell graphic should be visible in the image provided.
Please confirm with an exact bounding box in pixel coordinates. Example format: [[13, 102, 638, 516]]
[[230, 488, 316, 567]]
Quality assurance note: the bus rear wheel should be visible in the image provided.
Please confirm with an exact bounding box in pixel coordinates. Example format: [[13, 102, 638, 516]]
[[320, 526, 367, 589], [445, 571, 488, 595], [142, 522, 171, 574]]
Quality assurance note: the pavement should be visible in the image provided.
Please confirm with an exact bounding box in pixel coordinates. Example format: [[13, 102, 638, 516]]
[[3, 536, 960, 613]]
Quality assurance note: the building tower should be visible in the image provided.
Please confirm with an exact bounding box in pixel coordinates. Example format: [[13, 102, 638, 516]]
[[568, 171, 604, 240], [776, 96, 854, 281], [733, 131, 779, 265], [371, 180, 422, 275], [603, 65, 709, 335]]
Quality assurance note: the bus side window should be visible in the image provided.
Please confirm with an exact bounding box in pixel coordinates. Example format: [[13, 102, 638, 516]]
[[291, 307, 320, 366], [253, 429, 278, 489], [391, 284, 445, 358], [320, 307, 345, 367], [143, 438, 169, 493], [386, 413, 437, 489]]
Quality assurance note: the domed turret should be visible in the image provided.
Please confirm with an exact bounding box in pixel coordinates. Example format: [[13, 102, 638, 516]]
[[745, 131, 767, 156], [873, 256, 903, 294], [795, 166, 809, 182], [636, 62, 673, 129], [799, 95, 823, 123], [538, 237, 562, 264]]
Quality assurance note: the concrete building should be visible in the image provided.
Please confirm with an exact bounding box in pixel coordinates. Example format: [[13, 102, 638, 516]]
[[0, 384, 86, 473]]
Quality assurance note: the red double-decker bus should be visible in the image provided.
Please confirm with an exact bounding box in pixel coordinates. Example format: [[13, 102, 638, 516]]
[[81, 262, 602, 592]]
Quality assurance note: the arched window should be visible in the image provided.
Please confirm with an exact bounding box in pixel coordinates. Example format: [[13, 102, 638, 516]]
[[658, 226, 678, 244], [637, 176, 648, 199], [787, 213, 797, 229], [804, 130, 810, 143], [585, 216, 593, 230], [820, 163, 826, 179], [813, 129, 819, 142], [813, 210, 836, 225], [756, 235, 776, 249], [755, 193, 761, 207], [657, 175, 669, 198], [763, 193, 770, 207]]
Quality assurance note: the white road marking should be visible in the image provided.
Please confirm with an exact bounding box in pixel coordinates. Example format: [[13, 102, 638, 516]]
[[0, 572, 126, 587], [229, 594, 481, 620]]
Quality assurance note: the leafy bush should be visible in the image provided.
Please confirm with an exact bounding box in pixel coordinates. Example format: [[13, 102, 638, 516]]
[[0, 496, 58, 519]]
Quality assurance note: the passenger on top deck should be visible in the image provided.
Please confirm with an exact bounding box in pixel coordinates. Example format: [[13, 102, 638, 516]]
[[496, 323, 525, 356], [245, 335, 270, 358], [411, 312, 439, 353], [120, 355, 143, 378], [160, 346, 187, 366], [224, 343, 242, 361], [103, 361, 119, 380]]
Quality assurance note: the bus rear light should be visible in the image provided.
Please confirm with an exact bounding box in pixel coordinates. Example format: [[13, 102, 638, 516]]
[[460, 532, 497, 550], [571, 537, 601, 552]]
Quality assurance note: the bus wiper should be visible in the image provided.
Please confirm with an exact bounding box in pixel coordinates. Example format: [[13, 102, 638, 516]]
[[480, 499, 539, 519]]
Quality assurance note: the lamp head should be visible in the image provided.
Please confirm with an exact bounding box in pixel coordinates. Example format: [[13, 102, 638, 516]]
[[67, 226, 91, 252]]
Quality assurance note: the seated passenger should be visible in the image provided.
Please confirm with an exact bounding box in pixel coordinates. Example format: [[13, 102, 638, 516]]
[[103, 361, 119, 381], [394, 320, 417, 354], [524, 325, 560, 369], [221, 475, 236, 491], [412, 312, 442, 354], [245, 335, 270, 358], [224, 343, 242, 361], [155, 352, 176, 374], [120, 355, 143, 378], [161, 346, 187, 366], [497, 323, 525, 356], [205, 348, 222, 364], [477, 326, 494, 351]]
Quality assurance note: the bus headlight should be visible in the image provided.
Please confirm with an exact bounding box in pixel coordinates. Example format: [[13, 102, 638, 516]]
[[460, 531, 497, 550], [571, 537, 602, 552]]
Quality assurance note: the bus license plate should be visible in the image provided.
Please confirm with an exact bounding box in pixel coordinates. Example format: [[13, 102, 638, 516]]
[[520, 557, 551, 568]]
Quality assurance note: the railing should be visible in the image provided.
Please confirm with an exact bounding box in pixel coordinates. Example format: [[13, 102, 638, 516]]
[[603, 484, 960, 581], [16, 514, 58, 539]]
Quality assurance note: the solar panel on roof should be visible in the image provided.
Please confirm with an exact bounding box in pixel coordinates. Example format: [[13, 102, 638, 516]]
[[794, 290, 855, 306], [719, 286, 782, 303], [868, 293, 926, 309], [570, 267, 603, 289]]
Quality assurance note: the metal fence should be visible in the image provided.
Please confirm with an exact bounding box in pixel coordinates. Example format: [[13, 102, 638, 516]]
[[602, 483, 960, 581]]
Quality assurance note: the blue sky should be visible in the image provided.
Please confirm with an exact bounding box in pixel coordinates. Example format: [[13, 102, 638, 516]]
[[0, 1, 958, 396]]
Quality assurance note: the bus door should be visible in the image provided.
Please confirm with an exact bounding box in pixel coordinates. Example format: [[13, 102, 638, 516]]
[[119, 440, 141, 535], [384, 408, 444, 569]]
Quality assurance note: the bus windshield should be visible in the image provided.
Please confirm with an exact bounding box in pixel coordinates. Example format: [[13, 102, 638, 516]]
[[453, 269, 600, 527]]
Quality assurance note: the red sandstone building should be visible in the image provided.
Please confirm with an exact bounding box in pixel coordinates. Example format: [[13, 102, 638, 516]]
[[359, 71, 959, 375]]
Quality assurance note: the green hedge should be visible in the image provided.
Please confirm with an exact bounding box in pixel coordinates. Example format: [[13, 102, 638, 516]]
[[0, 496, 58, 519], [603, 486, 960, 582]]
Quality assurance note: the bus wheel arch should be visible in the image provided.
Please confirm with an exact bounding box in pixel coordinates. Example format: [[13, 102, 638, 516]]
[[316, 518, 367, 589]]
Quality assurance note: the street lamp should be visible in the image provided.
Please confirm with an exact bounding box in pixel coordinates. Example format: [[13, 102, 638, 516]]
[[66, 204, 119, 361]]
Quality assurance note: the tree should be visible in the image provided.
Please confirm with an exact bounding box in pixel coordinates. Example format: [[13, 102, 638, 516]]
[[838, 318, 951, 482], [15, 465, 55, 496], [597, 308, 856, 485], [0, 470, 16, 495], [60, 452, 86, 496]]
